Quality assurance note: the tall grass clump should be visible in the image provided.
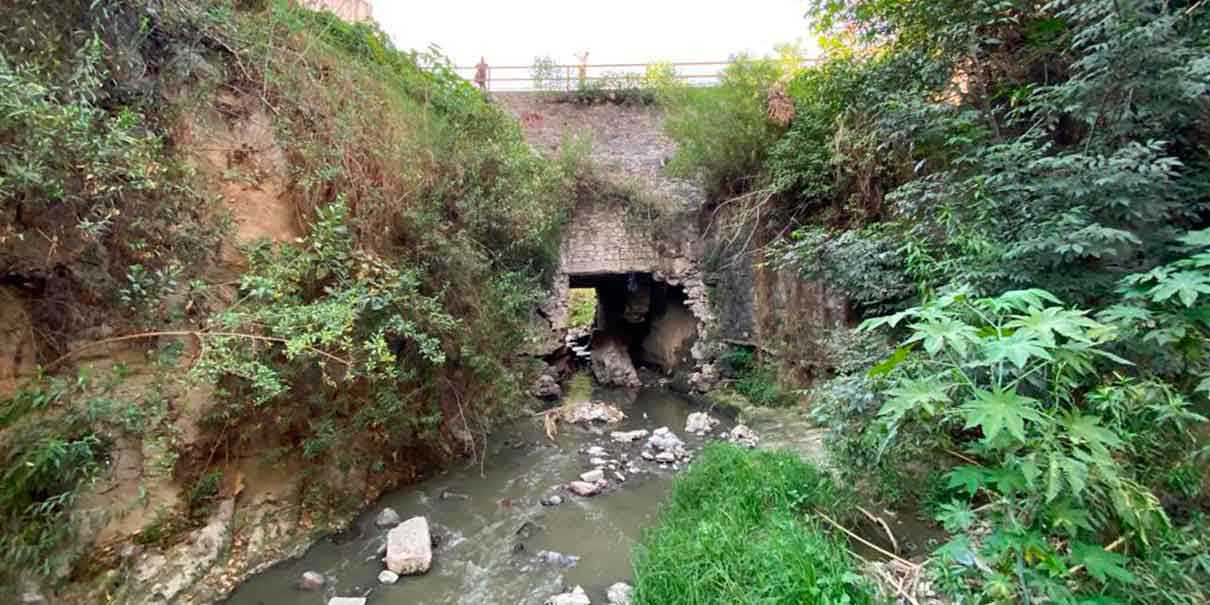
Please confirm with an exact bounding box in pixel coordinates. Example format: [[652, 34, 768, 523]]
[[632, 444, 872, 605]]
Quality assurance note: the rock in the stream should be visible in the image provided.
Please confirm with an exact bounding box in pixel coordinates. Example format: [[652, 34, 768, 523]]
[[561, 401, 626, 424], [655, 451, 676, 463], [541, 493, 564, 506], [727, 424, 760, 448], [613, 471, 627, 482], [545, 585, 592, 605], [535, 550, 581, 568], [611, 429, 648, 443], [592, 332, 641, 388], [328, 598, 367, 605], [375, 507, 401, 528], [685, 412, 719, 434], [580, 469, 605, 483], [515, 520, 542, 540], [385, 516, 432, 575], [531, 373, 562, 399], [297, 571, 325, 591], [640, 450, 655, 461], [586, 445, 608, 456], [378, 570, 399, 584], [18, 591, 46, 605], [646, 427, 685, 451], [607, 582, 634, 605], [568, 480, 601, 497]]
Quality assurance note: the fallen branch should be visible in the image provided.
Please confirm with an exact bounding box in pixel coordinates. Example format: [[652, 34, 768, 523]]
[[857, 505, 900, 555], [814, 509, 918, 568]]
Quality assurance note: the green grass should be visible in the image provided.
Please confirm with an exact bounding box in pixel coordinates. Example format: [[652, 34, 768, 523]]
[[632, 444, 873, 605]]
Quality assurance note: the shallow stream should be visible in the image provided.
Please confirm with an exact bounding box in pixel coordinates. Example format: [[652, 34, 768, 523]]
[[225, 386, 727, 605]]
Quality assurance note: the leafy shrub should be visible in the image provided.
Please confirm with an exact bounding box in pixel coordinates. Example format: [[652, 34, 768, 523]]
[[632, 444, 872, 605], [658, 56, 784, 198], [0, 32, 219, 339], [776, 0, 1209, 310], [859, 234, 1210, 604], [567, 288, 597, 329], [719, 346, 797, 408]]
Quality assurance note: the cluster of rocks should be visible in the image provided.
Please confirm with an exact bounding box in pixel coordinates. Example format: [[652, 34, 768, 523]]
[[560, 401, 626, 424], [546, 413, 760, 504], [300, 508, 433, 603], [546, 443, 644, 501], [727, 424, 760, 448], [545, 582, 633, 605], [638, 427, 691, 467], [684, 411, 719, 435]]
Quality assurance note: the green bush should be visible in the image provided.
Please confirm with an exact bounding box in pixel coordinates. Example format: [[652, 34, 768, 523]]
[[632, 444, 872, 605], [859, 233, 1210, 604], [567, 288, 597, 329], [719, 346, 797, 407], [658, 56, 784, 198]]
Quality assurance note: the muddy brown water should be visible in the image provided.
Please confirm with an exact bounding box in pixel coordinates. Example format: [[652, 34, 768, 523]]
[[224, 387, 729, 605]]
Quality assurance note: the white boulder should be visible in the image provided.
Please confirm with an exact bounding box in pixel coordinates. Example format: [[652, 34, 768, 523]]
[[546, 585, 592, 605], [685, 412, 720, 434], [385, 516, 432, 575]]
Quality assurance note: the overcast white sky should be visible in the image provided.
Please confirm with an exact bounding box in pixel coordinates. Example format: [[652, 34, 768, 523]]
[[371, 0, 817, 69]]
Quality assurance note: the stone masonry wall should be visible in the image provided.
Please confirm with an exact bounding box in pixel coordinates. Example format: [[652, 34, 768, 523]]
[[498, 92, 848, 391]]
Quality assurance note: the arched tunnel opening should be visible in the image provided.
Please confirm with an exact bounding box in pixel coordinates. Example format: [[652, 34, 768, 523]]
[[565, 272, 699, 387]]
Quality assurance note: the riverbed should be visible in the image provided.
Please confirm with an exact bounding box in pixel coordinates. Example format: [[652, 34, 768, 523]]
[[224, 386, 727, 605]]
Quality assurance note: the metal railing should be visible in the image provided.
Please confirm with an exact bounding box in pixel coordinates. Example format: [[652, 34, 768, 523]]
[[454, 61, 732, 92]]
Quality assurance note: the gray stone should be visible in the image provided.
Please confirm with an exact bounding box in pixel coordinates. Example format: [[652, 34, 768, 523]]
[[607, 582, 634, 605], [655, 451, 676, 463], [727, 424, 760, 448], [586, 445, 608, 456], [298, 571, 325, 591], [531, 373, 562, 399], [375, 507, 401, 528], [385, 516, 432, 575], [541, 494, 564, 506], [545, 585, 592, 605], [329, 599, 367, 605], [591, 332, 641, 387], [580, 469, 605, 483], [378, 570, 399, 584], [535, 550, 581, 568], [614, 472, 627, 482], [568, 481, 601, 497], [646, 427, 685, 451], [18, 591, 46, 605], [685, 412, 719, 434], [610, 429, 648, 443]]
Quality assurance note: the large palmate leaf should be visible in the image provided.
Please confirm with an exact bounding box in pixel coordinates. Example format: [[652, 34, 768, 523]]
[[1006, 306, 1102, 345], [1148, 271, 1210, 307], [983, 332, 1052, 369], [1062, 411, 1124, 455], [907, 317, 980, 356], [1071, 542, 1136, 584], [960, 388, 1044, 443], [1177, 228, 1210, 248], [983, 288, 1063, 313], [879, 377, 951, 421]]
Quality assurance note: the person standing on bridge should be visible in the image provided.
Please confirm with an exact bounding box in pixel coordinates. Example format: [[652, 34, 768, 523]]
[[574, 51, 589, 87], [474, 57, 489, 91]]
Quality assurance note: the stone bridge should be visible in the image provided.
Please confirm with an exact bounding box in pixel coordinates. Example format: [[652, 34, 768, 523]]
[[496, 93, 847, 393], [496, 93, 718, 389]]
